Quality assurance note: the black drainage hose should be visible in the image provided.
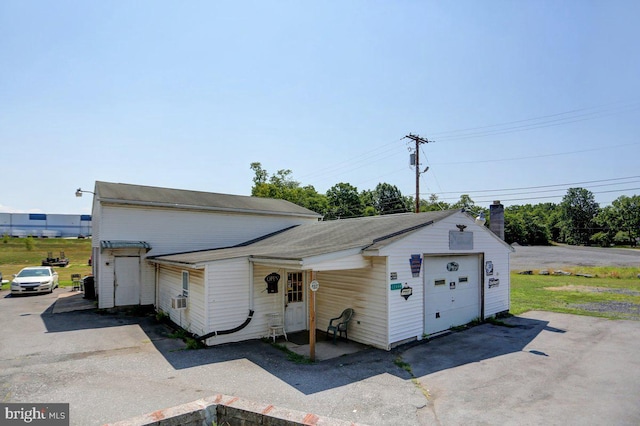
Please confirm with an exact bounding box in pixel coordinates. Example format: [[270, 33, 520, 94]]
[[196, 310, 254, 342]]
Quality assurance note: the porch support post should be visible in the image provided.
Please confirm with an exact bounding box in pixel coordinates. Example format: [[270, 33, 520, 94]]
[[309, 270, 316, 362]]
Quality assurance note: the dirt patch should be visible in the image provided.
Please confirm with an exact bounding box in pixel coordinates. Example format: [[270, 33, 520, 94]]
[[545, 285, 640, 296], [569, 302, 640, 320]]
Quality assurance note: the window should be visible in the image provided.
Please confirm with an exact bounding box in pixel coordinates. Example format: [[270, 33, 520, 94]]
[[287, 272, 303, 303], [459, 276, 469, 283], [434, 279, 446, 286], [182, 271, 189, 297]]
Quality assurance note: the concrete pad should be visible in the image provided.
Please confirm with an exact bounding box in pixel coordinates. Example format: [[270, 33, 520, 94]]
[[283, 339, 370, 361]]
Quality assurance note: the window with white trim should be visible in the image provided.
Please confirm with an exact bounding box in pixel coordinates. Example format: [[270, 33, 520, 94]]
[[182, 271, 189, 297]]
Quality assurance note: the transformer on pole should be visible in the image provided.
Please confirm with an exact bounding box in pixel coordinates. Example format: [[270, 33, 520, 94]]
[[404, 133, 434, 213]]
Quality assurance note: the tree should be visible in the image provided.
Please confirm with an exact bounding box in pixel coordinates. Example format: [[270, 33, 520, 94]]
[[359, 190, 377, 216], [559, 188, 599, 245], [452, 194, 476, 210], [504, 204, 552, 245], [609, 195, 640, 246], [593, 205, 618, 247], [249, 162, 328, 215], [420, 194, 451, 212], [325, 183, 363, 220], [249, 162, 268, 185], [372, 183, 410, 215], [504, 210, 526, 245]]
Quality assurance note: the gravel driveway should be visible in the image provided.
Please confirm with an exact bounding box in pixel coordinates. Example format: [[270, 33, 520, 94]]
[[510, 244, 640, 271]]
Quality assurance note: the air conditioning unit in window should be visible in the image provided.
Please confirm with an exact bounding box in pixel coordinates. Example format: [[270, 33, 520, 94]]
[[171, 296, 187, 310]]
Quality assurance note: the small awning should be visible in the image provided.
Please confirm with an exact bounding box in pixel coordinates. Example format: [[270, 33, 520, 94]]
[[100, 240, 151, 252]]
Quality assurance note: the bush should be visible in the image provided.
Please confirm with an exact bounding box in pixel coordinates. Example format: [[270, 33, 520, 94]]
[[614, 231, 634, 246], [590, 232, 612, 247]]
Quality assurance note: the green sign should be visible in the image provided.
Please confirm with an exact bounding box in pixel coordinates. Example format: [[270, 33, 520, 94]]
[[390, 283, 402, 291]]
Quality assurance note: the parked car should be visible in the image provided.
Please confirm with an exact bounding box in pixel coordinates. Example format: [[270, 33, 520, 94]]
[[10, 266, 59, 295]]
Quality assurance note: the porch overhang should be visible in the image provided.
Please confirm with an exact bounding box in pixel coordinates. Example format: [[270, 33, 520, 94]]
[[100, 240, 151, 253], [145, 258, 205, 270], [248, 256, 303, 268], [301, 247, 370, 271]]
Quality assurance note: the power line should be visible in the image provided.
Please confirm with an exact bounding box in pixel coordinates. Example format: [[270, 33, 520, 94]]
[[430, 143, 639, 166], [427, 175, 640, 195], [466, 187, 640, 204], [430, 101, 640, 142]]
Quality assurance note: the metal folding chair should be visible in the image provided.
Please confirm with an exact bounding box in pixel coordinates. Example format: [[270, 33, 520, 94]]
[[71, 274, 83, 291]]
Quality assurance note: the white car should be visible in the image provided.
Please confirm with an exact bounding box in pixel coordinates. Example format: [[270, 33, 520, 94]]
[[11, 266, 59, 295]]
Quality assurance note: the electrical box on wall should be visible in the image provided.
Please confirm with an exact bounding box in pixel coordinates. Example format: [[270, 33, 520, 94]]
[[171, 296, 187, 309]]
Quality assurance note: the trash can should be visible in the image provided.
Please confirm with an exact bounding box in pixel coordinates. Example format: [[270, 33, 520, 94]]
[[83, 276, 95, 300]]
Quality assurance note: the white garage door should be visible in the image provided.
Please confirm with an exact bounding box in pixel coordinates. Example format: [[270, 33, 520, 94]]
[[424, 255, 481, 335]]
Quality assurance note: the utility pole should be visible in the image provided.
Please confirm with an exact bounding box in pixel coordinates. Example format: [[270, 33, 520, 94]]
[[404, 133, 433, 213]]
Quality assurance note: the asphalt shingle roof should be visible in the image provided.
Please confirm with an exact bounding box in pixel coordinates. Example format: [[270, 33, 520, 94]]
[[94, 181, 322, 218], [149, 210, 459, 266]]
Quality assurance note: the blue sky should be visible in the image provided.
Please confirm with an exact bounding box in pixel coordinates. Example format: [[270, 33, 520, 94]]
[[1, 1, 639, 214]]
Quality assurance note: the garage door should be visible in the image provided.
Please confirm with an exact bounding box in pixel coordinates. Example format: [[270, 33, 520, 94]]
[[424, 255, 481, 335]]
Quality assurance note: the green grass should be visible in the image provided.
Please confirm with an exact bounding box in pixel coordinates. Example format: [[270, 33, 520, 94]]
[[0, 238, 92, 289], [511, 268, 640, 320]]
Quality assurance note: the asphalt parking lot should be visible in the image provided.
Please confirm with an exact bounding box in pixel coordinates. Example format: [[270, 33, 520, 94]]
[[1, 288, 639, 426], [510, 244, 640, 270]]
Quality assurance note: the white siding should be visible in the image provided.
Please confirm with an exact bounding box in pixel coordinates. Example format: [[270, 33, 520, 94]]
[[204, 258, 255, 345], [195, 261, 290, 346], [157, 266, 206, 336], [93, 203, 316, 308], [315, 257, 388, 350], [99, 204, 314, 256], [381, 211, 511, 345]]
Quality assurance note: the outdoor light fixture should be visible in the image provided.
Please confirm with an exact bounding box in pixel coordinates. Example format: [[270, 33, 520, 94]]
[[461, 208, 487, 226], [75, 188, 95, 197]]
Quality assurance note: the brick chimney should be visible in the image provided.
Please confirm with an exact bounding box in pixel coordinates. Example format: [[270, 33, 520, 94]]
[[489, 200, 504, 240]]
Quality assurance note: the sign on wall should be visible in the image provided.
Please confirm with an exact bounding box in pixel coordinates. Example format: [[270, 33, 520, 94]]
[[400, 285, 413, 300], [449, 230, 473, 250], [485, 261, 494, 276], [264, 272, 280, 293], [409, 254, 422, 277]]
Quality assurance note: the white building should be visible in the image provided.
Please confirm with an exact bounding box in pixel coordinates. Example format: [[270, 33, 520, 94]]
[[90, 181, 322, 309], [148, 209, 513, 350]]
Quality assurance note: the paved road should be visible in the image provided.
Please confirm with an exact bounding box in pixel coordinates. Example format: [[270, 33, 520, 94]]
[[510, 244, 640, 271], [1, 290, 639, 425]]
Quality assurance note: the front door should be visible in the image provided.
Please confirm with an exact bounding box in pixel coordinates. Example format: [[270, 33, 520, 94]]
[[114, 256, 140, 306], [285, 271, 306, 332]]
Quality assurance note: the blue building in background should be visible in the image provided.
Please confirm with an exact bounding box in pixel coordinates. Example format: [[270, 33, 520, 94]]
[[0, 213, 92, 238]]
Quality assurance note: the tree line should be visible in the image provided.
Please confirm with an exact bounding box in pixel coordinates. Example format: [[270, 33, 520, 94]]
[[250, 162, 640, 247]]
